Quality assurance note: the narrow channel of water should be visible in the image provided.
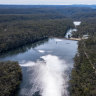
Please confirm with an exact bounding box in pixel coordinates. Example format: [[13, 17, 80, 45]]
[[65, 21, 81, 38]]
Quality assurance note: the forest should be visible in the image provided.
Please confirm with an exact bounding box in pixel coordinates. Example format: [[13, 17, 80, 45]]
[[0, 61, 22, 96], [0, 6, 96, 53], [72, 18, 96, 37], [70, 38, 96, 96], [70, 16, 96, 96], [0, 5, 96, 96], [0, 18, 73, 53]]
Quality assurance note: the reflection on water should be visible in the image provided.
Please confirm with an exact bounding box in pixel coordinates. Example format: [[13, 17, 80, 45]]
[[0, 39, 48, 59], [0, 38, 78, 96]]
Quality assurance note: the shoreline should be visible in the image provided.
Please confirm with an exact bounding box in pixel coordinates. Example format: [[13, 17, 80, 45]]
[[0, 36, 80, 55], [67, 37, 81, 41]]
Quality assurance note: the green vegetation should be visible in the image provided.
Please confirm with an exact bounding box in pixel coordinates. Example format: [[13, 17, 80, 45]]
[[0, 61, 22, 96], [72, 18, 96, 38], [0, 6, 96, 53], [0, 6, 95, 19], [70, 17, 96, 96], [70, 38, 96, 96], [0, 18, 73, 53], [0, 5, 96, 96]]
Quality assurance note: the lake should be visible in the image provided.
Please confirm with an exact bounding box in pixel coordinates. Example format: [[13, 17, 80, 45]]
[[0, 38, 78, 96]]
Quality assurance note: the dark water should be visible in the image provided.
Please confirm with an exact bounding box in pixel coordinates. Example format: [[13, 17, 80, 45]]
[[0, 38, 78, 96]]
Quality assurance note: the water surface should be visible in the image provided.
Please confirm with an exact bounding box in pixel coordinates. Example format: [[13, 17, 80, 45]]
[[0, 38, 78, 96]]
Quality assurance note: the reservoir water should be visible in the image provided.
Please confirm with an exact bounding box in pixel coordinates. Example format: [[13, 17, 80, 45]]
[[0, 38, 78, 96], [0, 21, 81, 96]]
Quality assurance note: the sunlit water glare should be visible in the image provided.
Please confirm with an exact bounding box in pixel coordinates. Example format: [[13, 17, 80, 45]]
[[0, 38, 78, 96], [20, 54, 69, 96]]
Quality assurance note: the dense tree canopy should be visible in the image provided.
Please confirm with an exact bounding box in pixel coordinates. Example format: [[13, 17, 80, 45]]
[[0, 5, 96, 96], [0, 18, 74, 53], [0, 61, 22, 96], [70, 16, 96, 96]]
